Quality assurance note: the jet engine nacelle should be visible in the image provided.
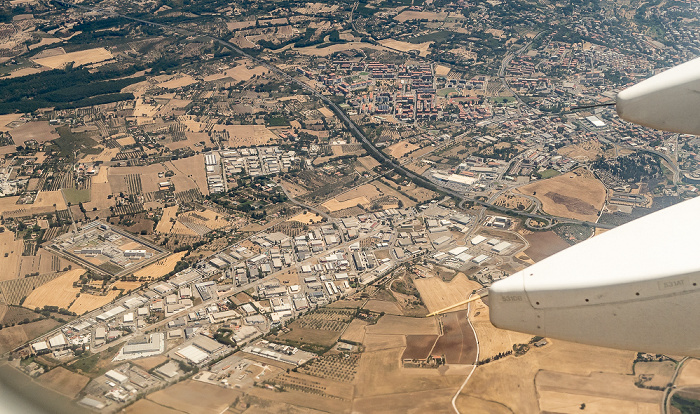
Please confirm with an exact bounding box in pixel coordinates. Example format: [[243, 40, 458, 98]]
[[617, 56, 700, 135], [490, 195, 700, 357]]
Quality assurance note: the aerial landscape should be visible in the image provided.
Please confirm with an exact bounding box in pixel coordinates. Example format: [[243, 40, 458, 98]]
[[0, 0, 698, 411]]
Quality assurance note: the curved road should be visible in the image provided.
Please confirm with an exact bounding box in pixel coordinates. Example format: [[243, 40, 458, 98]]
[[52, 0, 616, 233]]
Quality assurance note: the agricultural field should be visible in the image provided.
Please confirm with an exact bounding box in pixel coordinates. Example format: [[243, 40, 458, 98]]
[[523, 231, 571, 262], [0, 230, 24, 281], [22, 269, 84, 310], [156, 206, 178, 233], [143, 380, 242, 414], [130, 355, 169, 371], [355, 156, 380, 173], [157, 74, 198, 89], [379, 39, 433, 57], [402, 335, 438, 360], [536, 371, 660, 413], [353, 343, 465, 412], [321, 184, 381, 212], [0, 318, 59, 354], [0, 305, 39, 325], [455, 339, 640, 413], [203, 60, 269, 82], [431, 310, 477, 364], [68, 290, 121, 315], [276, 309, 356, 349], [414, 274, 481, 314], [37, 367, 90, 398], [402, 183, 438, 203], [676, 359, 700, 387], [0, 272, 63, 305], [385, 141, 420, 158], [393, 10, 448, 22], [340, 319, 368, 344], [211, 124, 278, 147], [32, 47, 113, 69], [6, 121, 59, 145], [365, 315, 438, 336], [169, 155, 209, 195], [362, 300, 402, 315], [634, 360, 676, 389], [516, 170, 606, 221], [132, 251, 187, 280], [125, 399, 183, 414], [279, 179, 309, 198], [288, 211, 323, 224], [434, 64, 451, 76], [0, 190, 67, 218], [298, 353, 361, 383]]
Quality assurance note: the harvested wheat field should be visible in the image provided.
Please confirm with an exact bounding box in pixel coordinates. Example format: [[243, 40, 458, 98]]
[[211, 124, 278, 147], [340, 319, 368, 344], [386, 141, 419, 158], [0, 191, 67, 218], [169, 155, 209, 195], [353, 347, 464, 410], [414, 273, 481, 314], [363, 299, 403, 315], [536, 371, 660, 414], [125, 399, 183, 414], [158, 73, 198, 89], [23, 269, 85, 310], [393, 10, 448, 22], [112, 281, 143, 291], [434, 64, 451, 76], [455, 338, 638, 414], [0, 231, 23, 280], [7, 121, 59, 145], [288, 211, 323, 224], [37, 367, 90, 398], [133, 251, 187, 280], [379, 39, 433, 57], [516, 169, 605, 221], [32, 47, 113, 69], [322, 197, 369, 212], [322, 184, 381, 212], [203, 62, 268, 82], [0, 319, 59, 353], [365, 315, 438, 336], [677, 359, 700, 387], [69, 290, 121, 315], [0, 114, 23, 132], [295, 42, 384, 56], [145, 379, 242, 414], [356, 156, 380, 172], [156, 206, 178, 233]]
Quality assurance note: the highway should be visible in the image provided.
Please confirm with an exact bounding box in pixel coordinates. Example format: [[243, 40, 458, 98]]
[[52, 0, 616, 232]]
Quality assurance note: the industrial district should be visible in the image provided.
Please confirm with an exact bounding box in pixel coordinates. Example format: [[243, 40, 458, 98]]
[[0, 0, 698, 412]]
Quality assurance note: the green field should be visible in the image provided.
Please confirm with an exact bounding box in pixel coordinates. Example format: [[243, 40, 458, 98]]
[[438, 88, 457, 97], [538, 169, 561, 179], [62, 188, 91, 205]]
